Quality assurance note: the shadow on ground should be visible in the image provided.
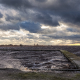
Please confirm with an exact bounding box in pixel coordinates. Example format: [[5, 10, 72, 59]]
[[0, 68, 80, 80]]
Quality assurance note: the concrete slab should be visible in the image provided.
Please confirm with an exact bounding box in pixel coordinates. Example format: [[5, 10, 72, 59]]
[[60, 50, 80, 69]]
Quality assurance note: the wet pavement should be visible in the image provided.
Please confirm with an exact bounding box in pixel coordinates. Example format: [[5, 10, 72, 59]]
[[0, 50, 76, 72]]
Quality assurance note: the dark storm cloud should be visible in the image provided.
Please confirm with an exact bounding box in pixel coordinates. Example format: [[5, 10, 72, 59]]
[[34, 0, 80, 27], [5, 10, 59, 26], [0, 0, 32, 9], [0, 12, 3, 18], [0, 0, 79, 10], [44, 0, 80, 26], [5, 14, 21, 22], [48, 34, 80, 40], [0, 23, 19, 30], [0, 21, 41, 33], [0, 0, 80, 28], [35, 0, 46, 2], [59, 11, 80, 26], [30, 10, 59, 26], [48, 0, 78, 10], [20, 21, 41, 33]]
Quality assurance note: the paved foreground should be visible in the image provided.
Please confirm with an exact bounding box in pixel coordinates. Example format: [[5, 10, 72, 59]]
[[0, 68, 80, 80], [61, 50, 80, 69]]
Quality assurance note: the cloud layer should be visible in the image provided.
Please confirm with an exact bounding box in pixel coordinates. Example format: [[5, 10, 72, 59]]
[[0, 12, 3, 18], [0, 0, 80, 45], [0, 0, 80, 27]]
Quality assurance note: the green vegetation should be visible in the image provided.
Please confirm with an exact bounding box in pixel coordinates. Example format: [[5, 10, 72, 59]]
[[60, 50, 80, 69], [74, 73, 80, 80], [61, 50, 80, 61], [7, 72, 76, 80], [60, 50, 79, 59]]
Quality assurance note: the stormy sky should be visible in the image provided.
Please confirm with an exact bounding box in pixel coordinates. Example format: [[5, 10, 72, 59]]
[[0, 0, 80, 45]]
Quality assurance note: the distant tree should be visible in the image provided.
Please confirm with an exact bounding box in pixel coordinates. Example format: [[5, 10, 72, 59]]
[[20, 44, 23, 47], [9, 44, 13, 46]]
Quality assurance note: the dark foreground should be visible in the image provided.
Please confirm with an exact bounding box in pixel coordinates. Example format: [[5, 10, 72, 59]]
[[0, 45, 80, 55], [0, 46, 80, 80], [0, 68, 80, 80]]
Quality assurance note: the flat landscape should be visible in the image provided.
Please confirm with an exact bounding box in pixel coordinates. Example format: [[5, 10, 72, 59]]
[[0, 45, 80, 53], [0, 46, 80, 80]]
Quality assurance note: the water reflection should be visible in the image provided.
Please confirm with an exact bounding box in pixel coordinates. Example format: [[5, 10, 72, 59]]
[[0, 51, 75, 72]]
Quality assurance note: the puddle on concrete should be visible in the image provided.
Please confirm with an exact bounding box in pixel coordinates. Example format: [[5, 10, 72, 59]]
[[0, 50, 76, 72]]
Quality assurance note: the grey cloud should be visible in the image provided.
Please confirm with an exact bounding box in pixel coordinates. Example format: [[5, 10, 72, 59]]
[[0, 0, 32, 9], [20, 21, 41, 33], [0, 21, 42, 33], [5, 14, 22, 22], [18, 9, 60, 26], [0, 23, 19, 30], [0, 21, 3, 23], [0, 0, 80, 28], [4, 8, 60, 26], [59, 11, 80, 26], [32, 0, 80, 27], [48, 34, 80, 40], [35, 0, 46, 2], [27, 34, 39, 39], [0, 20, 42, 33], [31, 11, 59, 26], [0, 12, 3, 18], [67, 28, 80, 32]]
